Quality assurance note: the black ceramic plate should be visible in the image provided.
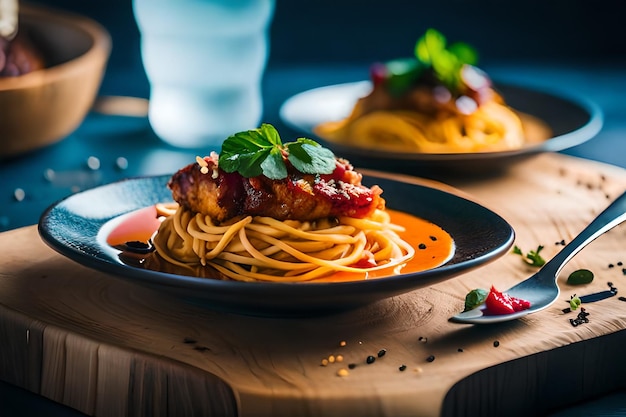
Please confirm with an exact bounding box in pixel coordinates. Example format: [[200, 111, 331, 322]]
[[38, 172, 514, 316], [279, 81, 603, 176]]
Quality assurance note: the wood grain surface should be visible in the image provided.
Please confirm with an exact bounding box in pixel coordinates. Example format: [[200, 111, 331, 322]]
[[1, 153, 626, 417]]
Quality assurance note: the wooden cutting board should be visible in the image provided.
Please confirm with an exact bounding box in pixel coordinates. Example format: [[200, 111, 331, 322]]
[[1, 153, 625, 417]]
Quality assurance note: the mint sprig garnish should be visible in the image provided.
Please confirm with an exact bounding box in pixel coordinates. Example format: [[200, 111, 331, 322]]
[[512, 245, 546, 267], [218, 123, 336, 180], [415, 28, 478, 92], [380, 28, 479, 96]]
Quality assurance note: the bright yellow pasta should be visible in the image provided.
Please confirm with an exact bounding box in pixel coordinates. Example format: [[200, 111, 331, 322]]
[[315, 98, 529, 154]]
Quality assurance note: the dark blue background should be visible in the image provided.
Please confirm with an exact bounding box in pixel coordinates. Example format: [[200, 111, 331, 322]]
[[26, 0, 626, 99]]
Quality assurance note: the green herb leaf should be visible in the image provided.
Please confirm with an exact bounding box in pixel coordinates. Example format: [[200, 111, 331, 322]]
[[567, 269, 594, 285], [286, 140, 336, 175], [415, 28, 446, 65], [569, 294, 582, 310], [448, 42, 478, 66], [413, 28, 479, 93], [463, 288, 489, 312], [219, 123, 335, 180], [260, 146, 287, 180], [512, 245, 546, 267]]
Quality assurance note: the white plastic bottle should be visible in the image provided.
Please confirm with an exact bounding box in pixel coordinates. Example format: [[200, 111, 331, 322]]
[[133, 0, 275, 148]]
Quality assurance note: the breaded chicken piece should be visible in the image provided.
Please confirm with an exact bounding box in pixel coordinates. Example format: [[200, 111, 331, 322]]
[[168, 154, 384, 223]]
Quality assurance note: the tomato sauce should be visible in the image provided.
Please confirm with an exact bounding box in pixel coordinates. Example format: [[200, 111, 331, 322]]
[[316, 209, 454, 282], [105, 206, 455, 282], [106, 205, 162, 248]]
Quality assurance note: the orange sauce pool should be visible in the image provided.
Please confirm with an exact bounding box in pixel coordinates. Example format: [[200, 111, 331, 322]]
[[105, 206, 454, 282], [106, 205, 162, 248], [315, 209, 454, 282]]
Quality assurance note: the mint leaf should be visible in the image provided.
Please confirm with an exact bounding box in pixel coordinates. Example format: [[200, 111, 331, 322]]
[[218, 124, 335, 179], [415, 28, 446, 65], [258, 123, 282, 146], [287, 140, 336, 175], [385, 58, 424, 97], [463, 288, 488, 312], [448, 42, 478, 66], [413, 28, 480, 93], [567, 269, 594, 285], [260, 147, 288, 180]]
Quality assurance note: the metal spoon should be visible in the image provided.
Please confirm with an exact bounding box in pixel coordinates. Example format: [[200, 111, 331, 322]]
[[451, 190, 626, 324]]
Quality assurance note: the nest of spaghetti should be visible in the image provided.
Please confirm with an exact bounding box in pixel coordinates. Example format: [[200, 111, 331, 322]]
[[315, 29, 550, 154], [150, 153, 415, 283]]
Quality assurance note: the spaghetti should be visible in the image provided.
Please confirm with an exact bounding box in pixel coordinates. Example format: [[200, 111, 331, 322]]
[[316, 96, 529, 153], [152, 204, 415, 283]]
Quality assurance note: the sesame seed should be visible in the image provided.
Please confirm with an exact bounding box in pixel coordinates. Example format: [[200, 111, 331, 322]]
[[366, 355, 376, 364], [13, 188, 25, 202], [348, 363, 357, 369], [115, 157, 128, 170], [399, 364, 407, 371], [426, 355, 435, 362], [377, 349, 386, 358], [328, 355, 336, 363], [339, 340, 347, 347], [43, 169, 55, 181], [336, 355, 344, 362], [321, 359, 329, 366], [493, 341, 500, 347], [337, 368, 349, 377], [196, 156, 208, 167], [87, 156, 100, 170]]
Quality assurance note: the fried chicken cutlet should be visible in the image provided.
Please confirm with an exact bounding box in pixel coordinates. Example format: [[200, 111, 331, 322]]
[[168, 153, 384, 223]]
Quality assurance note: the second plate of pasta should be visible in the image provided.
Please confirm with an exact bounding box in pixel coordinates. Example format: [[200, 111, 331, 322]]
[[279, 81, 602, 175]]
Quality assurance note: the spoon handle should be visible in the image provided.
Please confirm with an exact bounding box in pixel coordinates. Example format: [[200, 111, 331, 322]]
[[541, 190, 626, 279]]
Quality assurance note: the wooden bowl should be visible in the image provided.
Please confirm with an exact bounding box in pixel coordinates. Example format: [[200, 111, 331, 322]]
[[0, 4, 111, 159]]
